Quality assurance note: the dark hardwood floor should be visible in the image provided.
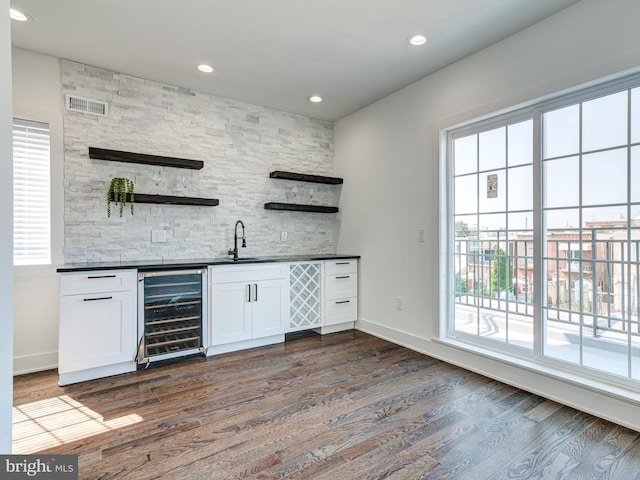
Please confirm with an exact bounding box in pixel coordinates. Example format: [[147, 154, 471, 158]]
[[12, 330, 640, 479]]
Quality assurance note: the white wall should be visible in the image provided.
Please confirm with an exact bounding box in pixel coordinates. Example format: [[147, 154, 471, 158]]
[[11, 48, 64, 374], [1, 0, 14, 453], [335, 0, 640, 429]]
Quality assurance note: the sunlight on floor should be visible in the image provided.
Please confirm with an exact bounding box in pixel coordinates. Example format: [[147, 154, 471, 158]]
[[12, 395, 143, 454]]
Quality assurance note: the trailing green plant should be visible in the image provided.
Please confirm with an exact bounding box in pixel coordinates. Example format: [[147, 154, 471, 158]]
[[107, 177, 135, 218]]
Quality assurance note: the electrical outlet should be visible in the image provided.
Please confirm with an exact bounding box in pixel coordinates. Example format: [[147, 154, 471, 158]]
[[280, 231, 288, 242], [418, 228, 425, 243], [396, 297, 404, 311]]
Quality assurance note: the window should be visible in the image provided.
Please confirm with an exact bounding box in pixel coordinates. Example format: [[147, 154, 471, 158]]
[[542, 87, 640, 379], [13, 118, 51, 266], [446, 72, 640, 387], [451, 117, 534, 349]]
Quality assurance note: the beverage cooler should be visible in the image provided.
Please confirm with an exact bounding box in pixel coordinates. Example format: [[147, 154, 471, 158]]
[[137, 268, 208, 367]]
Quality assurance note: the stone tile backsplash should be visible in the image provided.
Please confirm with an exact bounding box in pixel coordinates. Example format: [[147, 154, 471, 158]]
[[62, 60, 339, 263]]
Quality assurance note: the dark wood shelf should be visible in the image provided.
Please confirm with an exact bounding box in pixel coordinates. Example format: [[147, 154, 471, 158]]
[[90, 147, 204, 170], [109, 193, 219, 206], [264, 202, 338, 213], [269, 171, 343, 185]]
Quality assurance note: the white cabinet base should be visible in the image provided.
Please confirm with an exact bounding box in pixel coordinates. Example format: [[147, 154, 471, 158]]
[[313, 322, 355, 335], [59, 270, 137, 386], [59, 361, 135, 386], [206, 334, 284, 356]]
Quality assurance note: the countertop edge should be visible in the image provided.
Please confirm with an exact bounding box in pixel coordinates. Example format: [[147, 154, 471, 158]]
[[56, 255, 361, 273]]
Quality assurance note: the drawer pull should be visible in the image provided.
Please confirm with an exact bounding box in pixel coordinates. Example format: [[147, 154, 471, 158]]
[[335, 275, 351, 279], [335, 300, 350, 304], [83, 296, 113, 302], [335, 262, 350, 265], [87, 275, 117, 279]]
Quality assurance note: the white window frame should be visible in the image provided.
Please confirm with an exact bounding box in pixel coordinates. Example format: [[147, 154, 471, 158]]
[[440, 70, 640, 392]]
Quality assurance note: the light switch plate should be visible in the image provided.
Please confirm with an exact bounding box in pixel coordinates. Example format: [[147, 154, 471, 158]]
[[280, 231, 288, 242]]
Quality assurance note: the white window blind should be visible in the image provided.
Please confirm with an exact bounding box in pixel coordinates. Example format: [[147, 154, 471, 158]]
[[13, 118, 51, 266]]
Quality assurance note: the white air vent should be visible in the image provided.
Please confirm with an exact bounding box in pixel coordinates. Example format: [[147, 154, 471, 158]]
[[65, 95, 109, 117]]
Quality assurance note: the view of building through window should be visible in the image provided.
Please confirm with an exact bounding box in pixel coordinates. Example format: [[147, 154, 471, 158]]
[[450, 80, 640, 384], [453, 118, 535, 349], [542, 89, 640, 378]]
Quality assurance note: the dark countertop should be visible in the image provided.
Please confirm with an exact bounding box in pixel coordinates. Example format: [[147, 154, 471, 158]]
[[56, 254, 360, 273]]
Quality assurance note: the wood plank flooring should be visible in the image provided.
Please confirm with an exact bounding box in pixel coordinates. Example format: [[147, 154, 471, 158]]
[[12, 330, 640, 479]]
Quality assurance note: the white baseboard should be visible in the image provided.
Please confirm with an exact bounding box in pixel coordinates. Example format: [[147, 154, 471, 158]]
[[206, 335, 285, 356], [14, 351, 58, 376]]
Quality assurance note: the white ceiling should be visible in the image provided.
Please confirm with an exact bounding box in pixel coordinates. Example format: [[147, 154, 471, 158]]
[[10, 0, 581, 121]]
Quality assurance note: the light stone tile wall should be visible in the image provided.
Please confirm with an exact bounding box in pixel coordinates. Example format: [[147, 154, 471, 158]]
[[62, 60, 339, 263]]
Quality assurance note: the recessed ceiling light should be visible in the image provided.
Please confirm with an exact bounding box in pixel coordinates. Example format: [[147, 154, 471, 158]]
[[197, 64, 215, 73], [9, 8, 31, 22], [407, 34, 427, 46], [308, 95, 323, 103]]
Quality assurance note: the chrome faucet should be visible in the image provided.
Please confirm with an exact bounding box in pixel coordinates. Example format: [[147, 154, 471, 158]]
[[228, 220, 246, 261]]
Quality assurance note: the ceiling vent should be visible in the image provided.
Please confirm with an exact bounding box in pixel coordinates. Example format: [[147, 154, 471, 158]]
[[65, 95, 109, 117]]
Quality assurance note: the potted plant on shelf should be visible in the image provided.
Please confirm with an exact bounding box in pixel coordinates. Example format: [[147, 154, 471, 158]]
[[107, 177, 135, 217]]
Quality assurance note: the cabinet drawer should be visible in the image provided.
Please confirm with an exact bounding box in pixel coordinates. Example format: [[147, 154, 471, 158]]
[[325, 298, 357, 326], [325, 259, 358, 275], [325, 273, 358, 300], [60, 270, 137, 296], [211, 263, 288, 284]]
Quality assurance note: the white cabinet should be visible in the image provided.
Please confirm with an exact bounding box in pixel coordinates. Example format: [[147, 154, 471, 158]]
[[322, 259, 358, 332], [58, 270, 137, 385], [209, 264, 288, 353]]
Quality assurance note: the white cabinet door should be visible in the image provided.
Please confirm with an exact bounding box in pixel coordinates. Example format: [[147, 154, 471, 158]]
[[211, 282, 252, 345], [59, 291, 136, 374], [252, 279, 288, 338]]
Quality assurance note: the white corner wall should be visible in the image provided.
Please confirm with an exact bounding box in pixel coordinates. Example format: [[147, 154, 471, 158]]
[[12, 48, 64, 374], [1, 0, 14, 453], [335, 0, 640, 429]]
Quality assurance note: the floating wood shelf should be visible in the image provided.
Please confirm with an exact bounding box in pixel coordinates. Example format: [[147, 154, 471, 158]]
[[109, 193, 219, 206], [264, 202, 338, 213], [90, 147, 204, 170], [269, 171, 343, 185]]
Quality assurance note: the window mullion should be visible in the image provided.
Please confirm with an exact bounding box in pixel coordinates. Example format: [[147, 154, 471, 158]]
[[578, 102, 584, 368], [533, 111, 544, 359]]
